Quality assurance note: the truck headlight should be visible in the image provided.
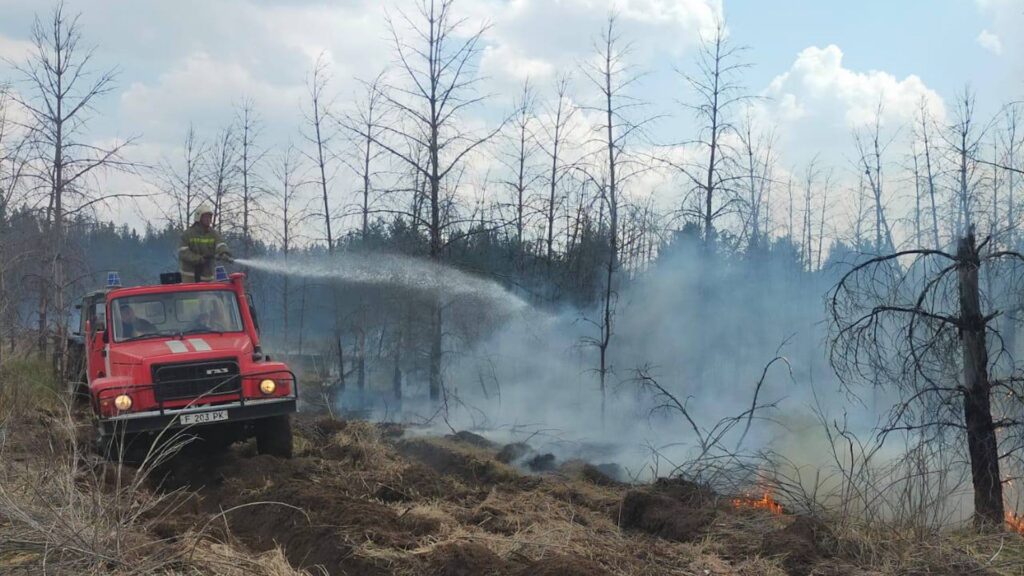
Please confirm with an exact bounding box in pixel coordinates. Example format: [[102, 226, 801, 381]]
[[114, 394, 133, 411], [259, 379, 276, 395]]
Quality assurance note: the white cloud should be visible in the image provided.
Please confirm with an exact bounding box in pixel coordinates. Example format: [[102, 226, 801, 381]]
[[754, 43, 946, 172], [976, 29, 1003, 55], [0, 34, 33, 64], [119, 52, 306, 142], [763, 45, 945, 130], [468, 0, 722, 88], [974, 0, 1023, 72]]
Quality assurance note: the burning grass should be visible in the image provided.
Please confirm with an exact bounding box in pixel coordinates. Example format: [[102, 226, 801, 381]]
[[731, 491, 785, 515], [1008, 510, 1024, 534]]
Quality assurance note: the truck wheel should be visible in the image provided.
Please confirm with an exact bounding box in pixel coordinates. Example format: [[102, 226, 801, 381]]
[[255, 415, 293, 458]]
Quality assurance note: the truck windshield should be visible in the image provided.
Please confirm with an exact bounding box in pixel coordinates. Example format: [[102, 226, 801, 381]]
[[111, 290, 244, 342]]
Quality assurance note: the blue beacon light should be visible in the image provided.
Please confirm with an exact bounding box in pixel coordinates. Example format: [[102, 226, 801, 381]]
[[215, 266, 228, 281], [106, 271, 122, 288]]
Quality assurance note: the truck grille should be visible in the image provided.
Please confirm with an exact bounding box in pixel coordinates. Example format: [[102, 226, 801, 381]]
[[151, 359, 241, 402]]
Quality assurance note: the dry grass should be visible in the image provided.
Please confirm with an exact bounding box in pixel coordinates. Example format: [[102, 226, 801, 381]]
[[4, 358, 1024, 575], [0, 356, 315, 576]]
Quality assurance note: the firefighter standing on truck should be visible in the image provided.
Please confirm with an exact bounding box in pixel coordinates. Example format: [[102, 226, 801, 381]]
[[179, 205, 232, 282]]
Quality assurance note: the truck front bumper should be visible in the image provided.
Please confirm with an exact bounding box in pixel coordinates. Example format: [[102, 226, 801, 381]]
[[97, 397, 296, 436]]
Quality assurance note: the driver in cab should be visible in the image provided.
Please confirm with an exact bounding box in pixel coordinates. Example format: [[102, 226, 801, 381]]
[[120, 304, 156, 338]]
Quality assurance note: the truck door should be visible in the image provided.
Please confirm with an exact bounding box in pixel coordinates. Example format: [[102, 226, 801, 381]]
[[85, 298, 108, 382]]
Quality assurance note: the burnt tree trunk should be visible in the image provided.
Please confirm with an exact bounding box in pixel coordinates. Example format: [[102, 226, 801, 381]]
[[957, 231, 1004, 528]]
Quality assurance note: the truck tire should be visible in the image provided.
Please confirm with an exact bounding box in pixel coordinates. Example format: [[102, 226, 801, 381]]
[[255, 415, 293, 458]]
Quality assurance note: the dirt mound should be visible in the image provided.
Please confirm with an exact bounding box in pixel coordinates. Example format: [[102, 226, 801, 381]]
[[425, 541, 509, 576], [446, 430, 494, 449], [558, 459, 623, 487], [373, 462, 455, 502], [496, 442, 531, 464], [526, 453, 556, 472], [151, 451, 442, 575], [760, 515, 829, 576], [376, 421, 405, 439], [510, 554, 611, 576], [617, 477, 717, 542], [399, 438, 517, 485]]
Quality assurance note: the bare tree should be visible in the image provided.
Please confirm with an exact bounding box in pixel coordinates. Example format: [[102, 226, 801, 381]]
[[235, 98, 267, 259], [914, 98, 943, 250], [8, 3, 135, 373], [999, 103, 1022, 246], [497, 79, 542, 264], [160, 124, 206, 230], [368, 0, 500, 403], [300, 53, 346, 397], [579, 14, 650, 422], [852, 103, 896, 254], [538, 74, 579, 271], [801, 157, 821, 267], [339, 72, 390, 394], [207, 126, 238, 234], [0, 86, 31, 365], [270, 144, 306, 349], [671, 19, 750, 250], [829, 229, 1024, 528], [943, 88, 993, 239], [737, 107, 775, 251], [303, 53, 339, 251], [339, 72, 389, 241]]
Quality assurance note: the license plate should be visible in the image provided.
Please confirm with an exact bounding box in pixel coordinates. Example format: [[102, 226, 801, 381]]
[[180, 410, 228, 425]]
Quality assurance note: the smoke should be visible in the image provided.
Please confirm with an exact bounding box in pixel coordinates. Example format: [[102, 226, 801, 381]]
[[438, 240, 883, 481], [243, 244, 969, 517]]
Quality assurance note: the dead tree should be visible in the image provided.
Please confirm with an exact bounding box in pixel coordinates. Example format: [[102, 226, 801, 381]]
[[339, 72, 389, 393], [829, 229, 1024, 528], [339, 72, 389, 241], [300, 53, 346, 397], [303, 53, 338, 252], [999, 104, 1022, 246], [579, 14, 650, 422], [161, 125, 206, 230], [497, 79, 542, 265], [801, 157, 821, 268], [271, 144, 306, 350], [671, 19, 750, 251], [9, 3, 134, 373], [207, 126, 238, 234], [235, 98, 266, 259], [538, 74, 579, 273], [737, 107, 775, 251], [914, 98, 943, 250], [370, 0, 500, 403], [943, 88, 993, 239], [852, 103, 896, 254], [0, 86, 31, 365]]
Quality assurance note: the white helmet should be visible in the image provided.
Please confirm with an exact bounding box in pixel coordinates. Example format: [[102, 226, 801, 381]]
[[194, 204, 214, 223]]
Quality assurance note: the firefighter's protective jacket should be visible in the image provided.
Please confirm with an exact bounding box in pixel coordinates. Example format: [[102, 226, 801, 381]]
[[179, 223, 231, 282]]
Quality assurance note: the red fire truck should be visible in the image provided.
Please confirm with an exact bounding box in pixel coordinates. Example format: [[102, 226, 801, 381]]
[[71, 269, 297, 460]]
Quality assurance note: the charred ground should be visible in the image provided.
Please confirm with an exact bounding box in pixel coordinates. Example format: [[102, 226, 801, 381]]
[[3, 398, 1024, 576]]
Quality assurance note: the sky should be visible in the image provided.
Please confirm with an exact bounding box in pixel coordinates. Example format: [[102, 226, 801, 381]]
[[0, 0, 1021, 240]]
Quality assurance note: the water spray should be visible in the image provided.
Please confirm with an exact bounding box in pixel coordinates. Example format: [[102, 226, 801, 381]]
[[234, 253, 529, 313]]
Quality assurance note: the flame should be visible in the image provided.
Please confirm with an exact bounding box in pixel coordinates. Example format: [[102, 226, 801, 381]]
[[731, 491, 784, 516], [1008, 511, 1024, 534]]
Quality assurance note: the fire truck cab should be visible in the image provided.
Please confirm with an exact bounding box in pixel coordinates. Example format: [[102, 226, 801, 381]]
[[76, 270, 297, 460]]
